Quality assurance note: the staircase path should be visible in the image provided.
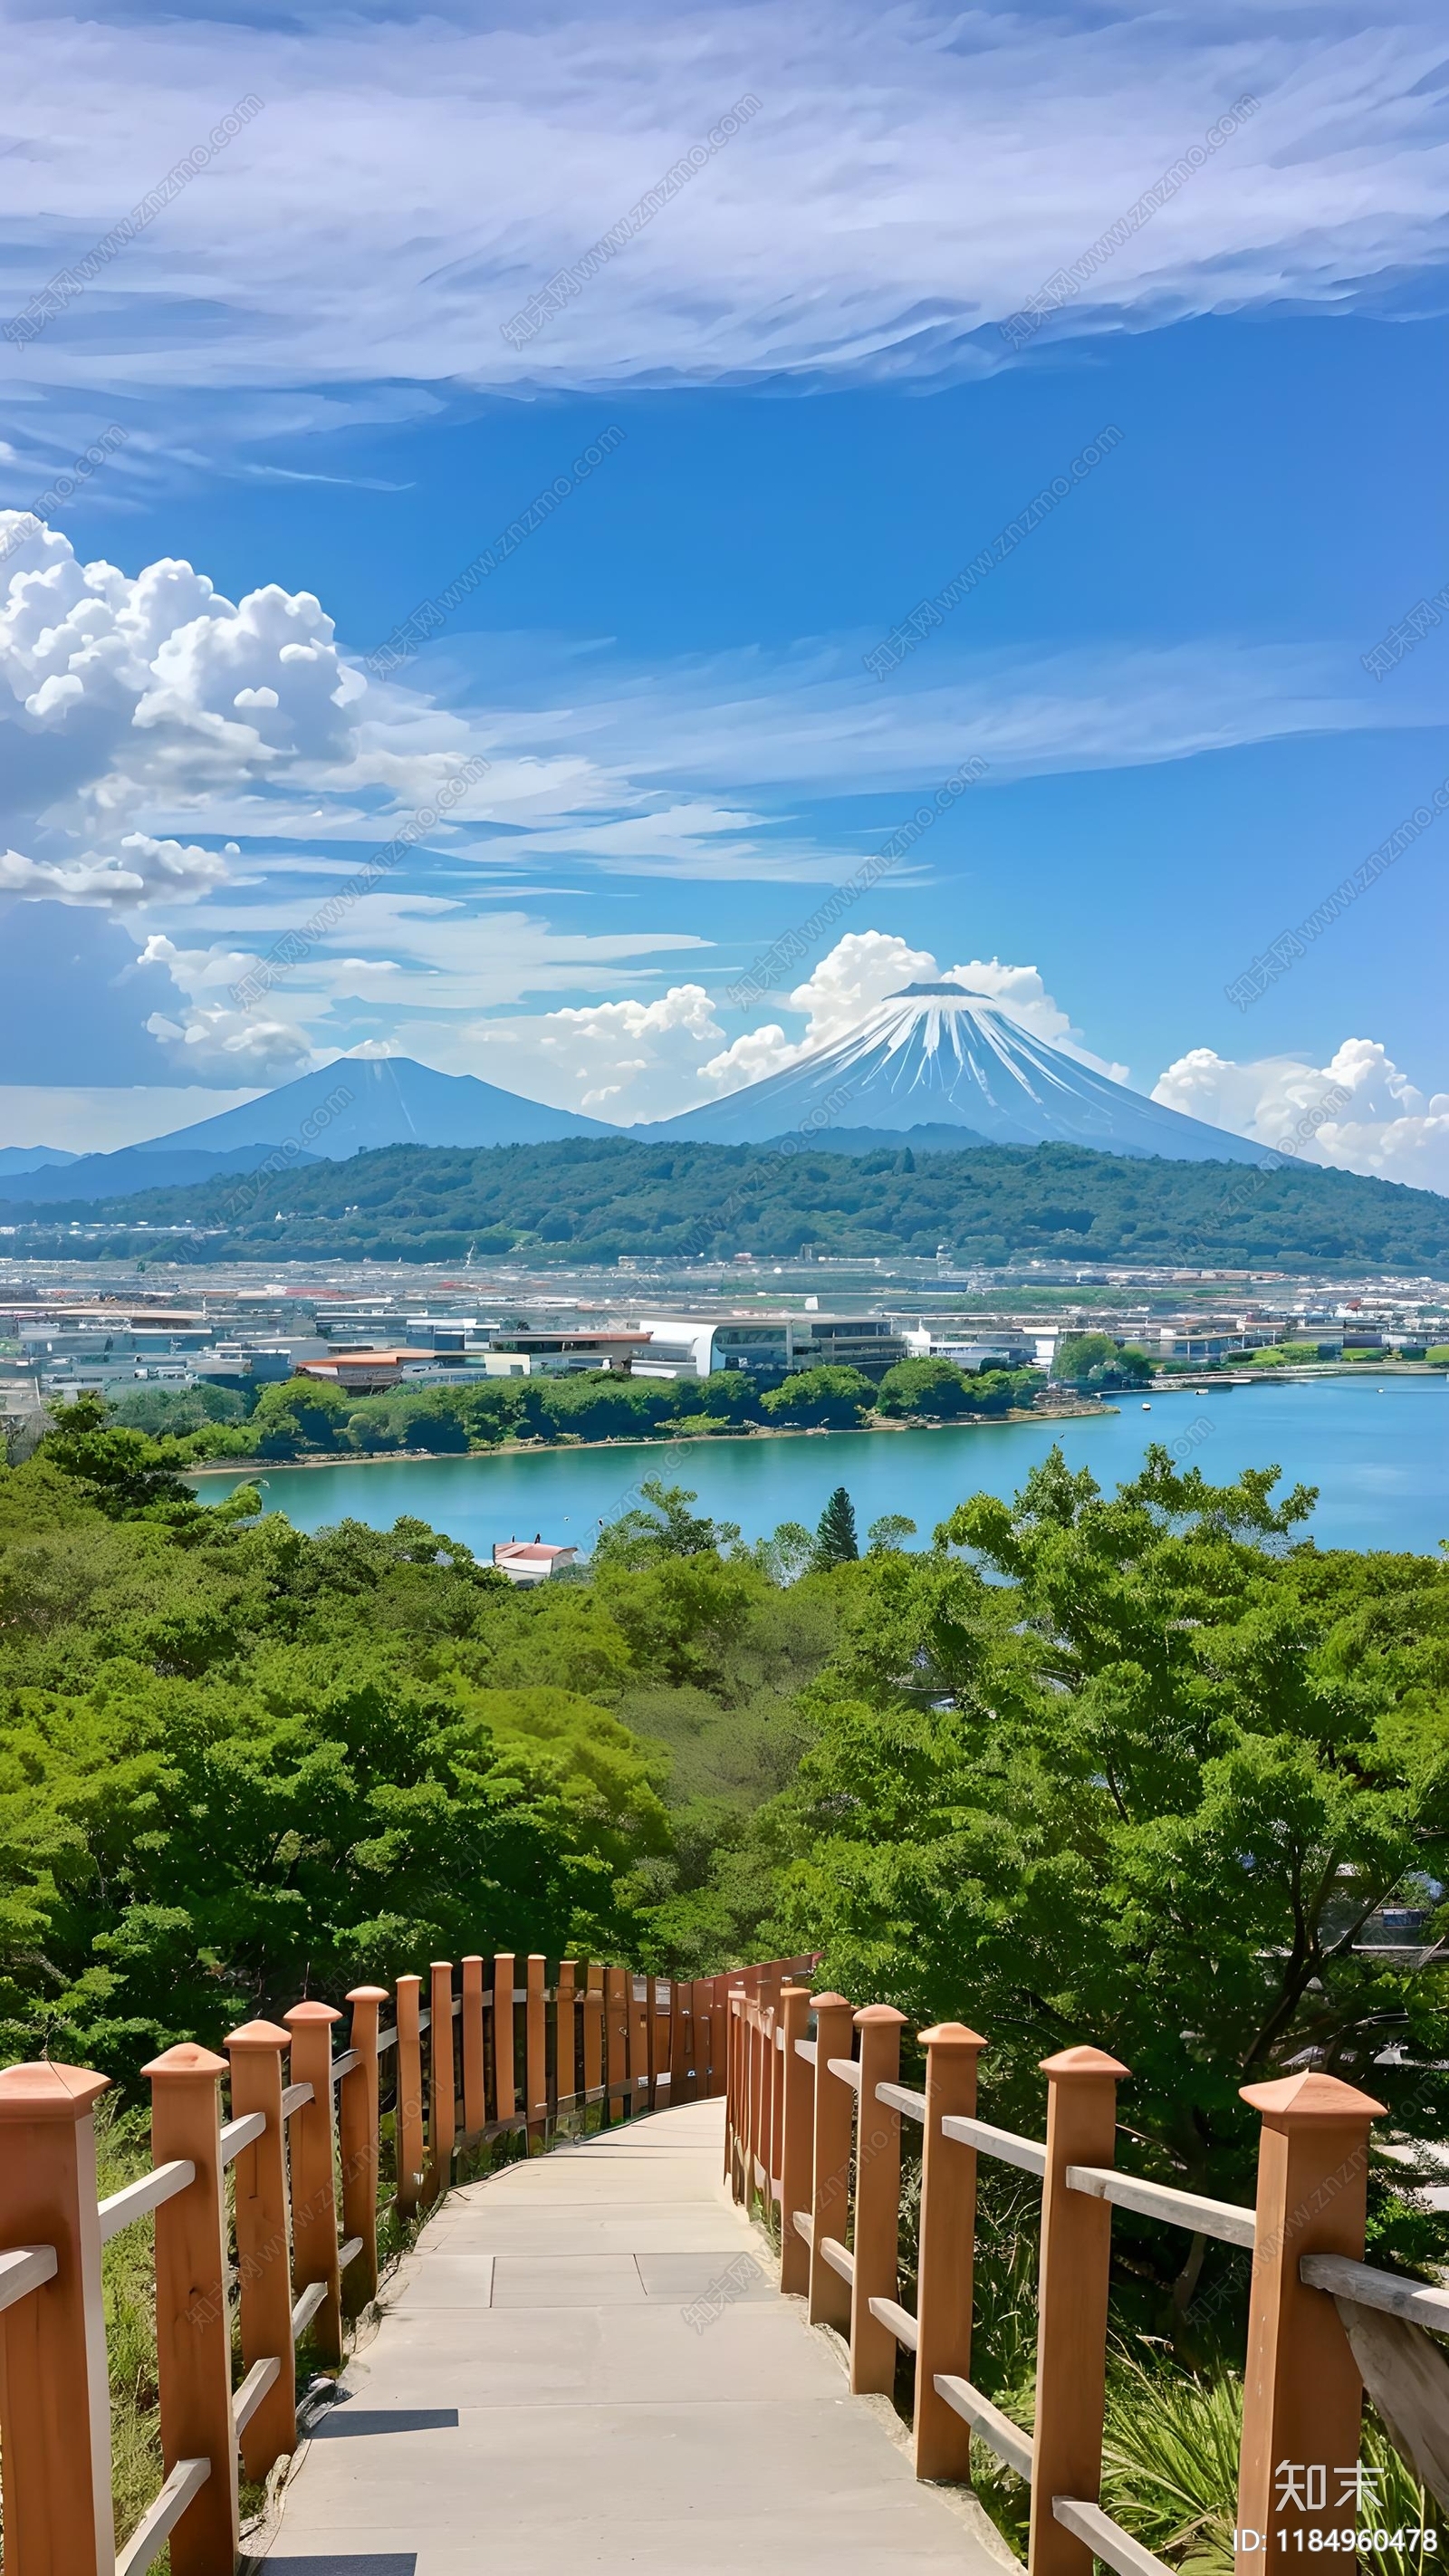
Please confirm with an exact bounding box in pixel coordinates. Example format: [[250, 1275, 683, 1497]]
[[251, 2095, 1008, 2576]]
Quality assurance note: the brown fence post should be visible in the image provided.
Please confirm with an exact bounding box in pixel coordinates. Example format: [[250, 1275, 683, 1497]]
[[145, 2041, 241, 2576], [395, 1972, 425, 2214], [428, 1961, 456, 2197], [629, 1971, 649, 2114], [0, 2062, 114, 2576], [341, 1985, 388, 2315], [526, 1954, 548, 2145], [669, 1975, 691, 2106], [709, 1973, 731, 2095], [556, 1959, 578, 2119], [808, 1991, 856, 2332], [850, 2004, 906, 2396], [647, 1974, 663, 2109], [727, 1988, 748, 2196], [778, 1985, 815, 2295], [493, 1952, 516, 2134], [743, 1998, 761, 2206], [694, 1978, 714, 2107], [1235, 2071, 1385, 2570], [914, 2022, 986, 2482], [1028, 2045, 1128, 2576], [461, 1954, 486, 2139], [583, 1963, 604, 2121], [284, 2001, 344, 2365], [770, 2004, 786, 2206], [606, 1965, 629, 2122], [225, 2017, 297, 2477]]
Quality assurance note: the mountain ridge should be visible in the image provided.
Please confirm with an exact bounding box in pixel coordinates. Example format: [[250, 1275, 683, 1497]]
[[5, 1133, 1443, 1275], [0, 1057, 610, 1203], [644, 981, 1276, 1167]]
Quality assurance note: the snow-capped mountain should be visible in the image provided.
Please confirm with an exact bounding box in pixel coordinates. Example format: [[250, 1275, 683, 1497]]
[[645, 982, 1276, 1165]]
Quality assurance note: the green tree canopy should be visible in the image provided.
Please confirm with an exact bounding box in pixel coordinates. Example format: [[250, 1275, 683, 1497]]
[[776, 1444, 1449, 2216]]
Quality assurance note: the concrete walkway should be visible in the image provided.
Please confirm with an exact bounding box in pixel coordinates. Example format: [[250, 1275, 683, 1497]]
[[253, 2096, 1007, 2575]]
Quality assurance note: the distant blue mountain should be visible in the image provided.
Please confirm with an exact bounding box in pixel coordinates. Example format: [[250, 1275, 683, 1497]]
[[0, 1144, 78, 1176], [646, 983, 1278, 1167], [135, 1055, 611, 1158], [0, 1055, 612, 1205], [0, 1144, 325, 1206]]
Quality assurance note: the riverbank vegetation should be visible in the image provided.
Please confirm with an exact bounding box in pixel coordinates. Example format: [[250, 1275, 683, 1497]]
[[7, 1129, 1449, 1273], [3, 1396, 1448, 2530], [107, 1355, 1045, 1463]]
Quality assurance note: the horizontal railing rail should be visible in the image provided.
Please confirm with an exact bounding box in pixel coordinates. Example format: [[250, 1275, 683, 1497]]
[[725, 1985, 1440, 2574], [0, 1947, 814, 2574]]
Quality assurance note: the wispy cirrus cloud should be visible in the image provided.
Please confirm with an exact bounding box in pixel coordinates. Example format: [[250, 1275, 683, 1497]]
[[0, 1, 1446, 413]]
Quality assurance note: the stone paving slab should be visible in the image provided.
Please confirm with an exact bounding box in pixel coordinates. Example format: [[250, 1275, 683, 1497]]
[[253, 2099, 1005, 2576]]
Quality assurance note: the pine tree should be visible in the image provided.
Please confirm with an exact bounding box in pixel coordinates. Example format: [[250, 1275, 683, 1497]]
[[812, 1485, 859, 1569]]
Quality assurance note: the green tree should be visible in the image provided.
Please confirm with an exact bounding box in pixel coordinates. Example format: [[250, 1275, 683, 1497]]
[[877, 1357, 980, 1418], [38, 1394, 206, 1523], [592, 1478, 741, 1569], [1053, 1333, 1152, 1389], [812, 1485, 859, 1570], [866, 1514, 917, 1553], [760, 1366, 873, 1430], [107, 1384, 247, 1435], [777, 1444, 1449, 2235]]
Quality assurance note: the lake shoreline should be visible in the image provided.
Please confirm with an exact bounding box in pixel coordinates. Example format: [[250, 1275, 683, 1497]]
[[183, 1399, 1109, 1477], [185, 1379, 1448, 1557]]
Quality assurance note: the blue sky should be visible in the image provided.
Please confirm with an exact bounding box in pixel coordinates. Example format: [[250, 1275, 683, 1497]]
[[2, 0, 1448, 1185]]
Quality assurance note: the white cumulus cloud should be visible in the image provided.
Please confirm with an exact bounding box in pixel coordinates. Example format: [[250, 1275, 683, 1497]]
[[474, 982, 725, 1117], [139, 932, 316, 1082], [1154, 1039, 1449, 1194], [700, 932, 1128, 1092]]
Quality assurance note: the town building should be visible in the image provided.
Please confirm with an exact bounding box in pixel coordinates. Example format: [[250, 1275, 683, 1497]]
[[490, 1539, 579, 1585], [629, 1314, 906, 1380]]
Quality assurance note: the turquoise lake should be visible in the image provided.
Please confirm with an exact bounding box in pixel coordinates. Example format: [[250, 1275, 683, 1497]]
[[194, 1375, 1449, 1556]]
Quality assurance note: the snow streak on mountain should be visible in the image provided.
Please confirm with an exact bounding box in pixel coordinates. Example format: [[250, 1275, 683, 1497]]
[[648, 984, 1276, 1165]]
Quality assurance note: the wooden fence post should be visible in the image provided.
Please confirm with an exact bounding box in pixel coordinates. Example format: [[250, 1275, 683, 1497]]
[[284, 2001, 344, 2366], [1028, 2045, 1128, 2576], [744, 1999, 762, 2206], [695, 1978, 710, 2101], [914, 2022, 986, 2482], [647, 1975, 664, 2109], [778, 1985, 815, 2294], [726, 1988, 748, 2195], [225, 2017, 297, 2478], [606, 1965, 629, 2123], [850, 2004, 906, 2396], [341, 1985, 388, 2315], [395, 1973, 425, 2215], [0, 2061, 114, 2576], [493, 1952, 516, 2134], [428, 1961, 456, 2197], [556, 1959, 578, 2119], [709, 1973, 731, 2095], [145, 2042, 241, 2576], [770, 2004, 786, 2208], [461, 1955, 486, 2139], [583, 1963, 604, 2121], [1235, 2071, 1385, 2571], [629, 1971, 649, 2113], [808, 1991, 856, 2332], [669, 1976, 691, 2106], [526, 1954, 548, 2145]]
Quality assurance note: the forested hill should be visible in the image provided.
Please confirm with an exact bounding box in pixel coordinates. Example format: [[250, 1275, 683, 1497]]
[[6, 1132, 1448, 1273]]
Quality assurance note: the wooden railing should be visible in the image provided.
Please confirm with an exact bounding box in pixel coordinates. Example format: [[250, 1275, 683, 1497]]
[[725, 1980, 1449, 2576], [0, 1947, 814, 2576]]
